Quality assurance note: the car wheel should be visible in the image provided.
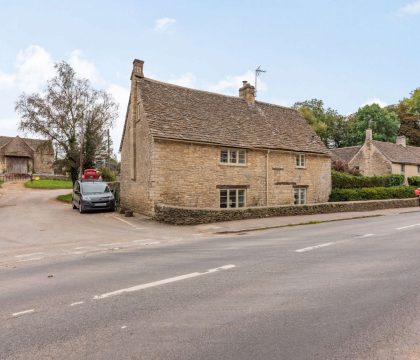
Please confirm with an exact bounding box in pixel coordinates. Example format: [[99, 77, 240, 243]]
[[79, 202, 84, 214]]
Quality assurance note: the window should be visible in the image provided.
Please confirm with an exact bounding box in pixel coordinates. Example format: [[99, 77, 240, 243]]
[[417, 165, 420, 174], [401, 164, 405, 173], [220, 189, 246, 208], [294, 187, 307, 205], [296, 154, 305, 168], [220, 148, 246, 165]]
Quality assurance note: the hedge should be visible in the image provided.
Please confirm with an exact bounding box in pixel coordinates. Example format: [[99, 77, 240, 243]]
[[408, 176, 420, 187], [329, 186, 416, 202], [332, 171, 405, 189]]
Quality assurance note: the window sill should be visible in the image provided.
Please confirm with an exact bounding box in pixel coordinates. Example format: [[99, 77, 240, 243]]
[[219, 163, 247, 167], [295, 166, 306, 169]]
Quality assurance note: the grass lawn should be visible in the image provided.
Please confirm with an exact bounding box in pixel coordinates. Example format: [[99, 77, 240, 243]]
[[25, 179, 73, 189], [57, 193, 72, 203]]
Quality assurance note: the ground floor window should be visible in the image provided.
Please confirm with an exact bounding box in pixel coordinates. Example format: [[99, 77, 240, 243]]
[[294, 187, 307, 205], [220, 189, 246, 208]]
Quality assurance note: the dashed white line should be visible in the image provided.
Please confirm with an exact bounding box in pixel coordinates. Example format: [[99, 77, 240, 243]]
[[69, 301, 84, 307], [396, 224, 420, 230], [358, 234, 375, 238], [93, 264, 236, 300], [15, 252, 44, 258], [12, 309, 35, 317], [121, 325, 127, 329], [18, 257, 43, 262], [111, 216, 141, 229], [295, 242, 336, 253]]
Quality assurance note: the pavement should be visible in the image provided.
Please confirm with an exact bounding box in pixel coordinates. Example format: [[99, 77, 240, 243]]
[[2, 182, 420, 359]]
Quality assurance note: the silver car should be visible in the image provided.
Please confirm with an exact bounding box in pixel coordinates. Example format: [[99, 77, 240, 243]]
[[72, 180, 115, 213]]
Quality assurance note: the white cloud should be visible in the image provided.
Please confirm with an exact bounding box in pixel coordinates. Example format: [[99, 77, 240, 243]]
[[69, 49, 101, 83], [400, 0, 420, 14], [167, 72, 195, 88], [154, 17, 176, 32], [107, 84, 130, 153], [0, 45, 55, 92], [208, 70, 267, 96], [361, 97, 388, 108]]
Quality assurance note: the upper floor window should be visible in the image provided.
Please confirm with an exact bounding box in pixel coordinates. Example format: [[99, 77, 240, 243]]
[[220, 148, 246, 165], [401, 164, 405, 173], [296, 154, 306, 168]]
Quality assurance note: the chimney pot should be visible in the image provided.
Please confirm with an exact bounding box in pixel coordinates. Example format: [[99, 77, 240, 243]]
[[131, 59, 144, 79], [396, 135, 407, 147], [365, 128, 373, 142]]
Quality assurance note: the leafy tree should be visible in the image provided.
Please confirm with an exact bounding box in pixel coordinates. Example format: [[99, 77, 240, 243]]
[[397, 88, 420, 146], [345, 104, 399, 145], [15, 62, 118, 183], [293, 99, 348, 148]]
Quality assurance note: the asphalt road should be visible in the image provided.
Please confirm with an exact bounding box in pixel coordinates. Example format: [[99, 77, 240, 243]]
[[2, 185, 420, 359]]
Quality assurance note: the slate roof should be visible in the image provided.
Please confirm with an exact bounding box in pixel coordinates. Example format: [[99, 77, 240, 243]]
[[371, 140, 420, 165], [330, 146, 361, 162], [0, 136, 53, 155], [122, 77, 330, 155]]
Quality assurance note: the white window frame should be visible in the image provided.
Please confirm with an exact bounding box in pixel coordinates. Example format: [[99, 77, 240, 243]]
[[220, 148, 246, 166], [296, 154, 306, 168], [219, 189, 246, 208], [294, 187, 307, 205], [401, 164, 406, 173]]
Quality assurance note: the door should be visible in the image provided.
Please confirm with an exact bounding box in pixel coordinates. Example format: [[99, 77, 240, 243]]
[[6, 157, 28, 174]]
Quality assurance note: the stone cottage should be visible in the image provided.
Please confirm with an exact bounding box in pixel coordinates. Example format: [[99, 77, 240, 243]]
[[0, 135, 54, 175], [331, 129, 420, 178], [120, 59, 331, 215]]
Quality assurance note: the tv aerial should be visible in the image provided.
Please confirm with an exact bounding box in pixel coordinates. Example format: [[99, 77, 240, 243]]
[[255, 65, 267, 97]]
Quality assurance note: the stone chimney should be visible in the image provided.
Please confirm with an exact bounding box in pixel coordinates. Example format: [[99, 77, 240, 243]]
[[239, 81, 255, 105], [365, 128, 373, 142], [131, 59, 144, 79], [396, 135, 407, 147]]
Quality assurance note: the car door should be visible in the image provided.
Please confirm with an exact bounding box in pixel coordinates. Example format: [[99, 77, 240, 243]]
[[73, 181, 81, 205]]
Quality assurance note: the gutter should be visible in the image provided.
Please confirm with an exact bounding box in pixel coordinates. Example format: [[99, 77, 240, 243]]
[[266, 149, 270, 206]]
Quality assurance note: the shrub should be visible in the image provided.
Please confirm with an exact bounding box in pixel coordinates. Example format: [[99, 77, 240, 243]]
[[408, 176, 420, 187], [329, 186, 416, 202], [331, 160, 360, 176], [332, 171, 405, 189], [99, 167, 116, 182]]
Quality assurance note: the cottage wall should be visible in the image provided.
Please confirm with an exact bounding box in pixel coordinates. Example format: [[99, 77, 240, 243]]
[[120, 88, 154, 214], [150, 140, 331, 210], [349, 142, 392, 176]]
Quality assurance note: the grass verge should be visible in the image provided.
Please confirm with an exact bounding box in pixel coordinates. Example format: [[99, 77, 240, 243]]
[[25, 179, 73, 189], [57, 193, 72, 203]]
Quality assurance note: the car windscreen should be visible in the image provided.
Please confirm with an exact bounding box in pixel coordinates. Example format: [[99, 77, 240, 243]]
[[81, 182, 110, 194]]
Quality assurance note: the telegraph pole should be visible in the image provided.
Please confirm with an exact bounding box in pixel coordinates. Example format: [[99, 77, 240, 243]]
[[79, 118, 84, 179], [107, 129, 110, 170]]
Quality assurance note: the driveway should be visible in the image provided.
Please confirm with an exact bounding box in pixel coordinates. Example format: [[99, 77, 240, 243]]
[[0, 182, 201, 267]]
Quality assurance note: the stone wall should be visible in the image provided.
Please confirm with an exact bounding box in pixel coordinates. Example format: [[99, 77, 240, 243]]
[[152, 140, 331, 210], [349, 142, 392, 176], [120, 83, 155, 215], [155, 198, 419, 225]]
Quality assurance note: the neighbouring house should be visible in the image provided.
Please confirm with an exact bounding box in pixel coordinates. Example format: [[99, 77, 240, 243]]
[[331, 129, 420, 178], [120, 59, 331, 215], [0, 135, 54, 175]]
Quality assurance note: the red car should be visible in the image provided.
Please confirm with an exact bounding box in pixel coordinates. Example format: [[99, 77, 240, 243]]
[[82, 168, 101, 180], [416, 188, 420, 197]]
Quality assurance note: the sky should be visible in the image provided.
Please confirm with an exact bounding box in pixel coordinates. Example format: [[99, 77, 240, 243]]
[[1, 0, 420, 154]]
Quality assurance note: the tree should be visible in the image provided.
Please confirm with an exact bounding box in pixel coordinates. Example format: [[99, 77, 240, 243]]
[[15, 62, 118, 183], [293, 99, 348, 148], [397, 88, 420, 146], [345, 104, 399, 146]]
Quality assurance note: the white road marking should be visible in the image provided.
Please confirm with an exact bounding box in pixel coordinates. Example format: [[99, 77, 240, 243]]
[[358, 234, 375, 238], [12, 309, 35, 317], [295, 242, 336, 253], [111, 216, 139, 228], [121, 325, 127, 329], [74, 247, 86, 250], [15, 252, 44, 258], [396, 223, 420, 230], [93, 264, 236, 300], [99, 242, 123, 247], [18, 257, 44, 262], [69, 301, 84, 306]]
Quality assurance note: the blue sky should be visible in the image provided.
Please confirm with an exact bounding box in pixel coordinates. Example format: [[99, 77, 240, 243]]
[[1, 0, 419, 151]]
